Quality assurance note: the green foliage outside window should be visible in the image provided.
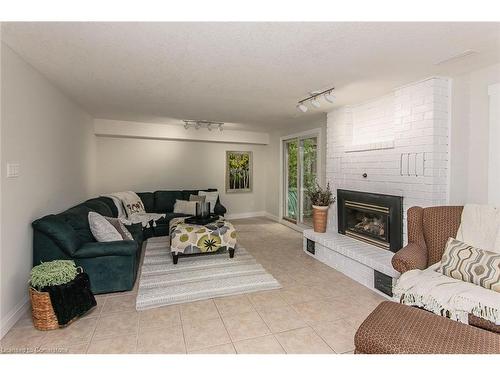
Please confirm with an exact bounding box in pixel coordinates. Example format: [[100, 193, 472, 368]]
[[287, 139, 318, 217]]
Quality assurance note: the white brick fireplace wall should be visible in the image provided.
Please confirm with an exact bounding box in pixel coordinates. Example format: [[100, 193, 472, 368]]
[[303, 77, 451, 296], [326, 77, 451, 242]]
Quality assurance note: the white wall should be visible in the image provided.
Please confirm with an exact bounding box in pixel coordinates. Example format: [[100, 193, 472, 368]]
[[352, 94, 395, 145], [95, 117, 326, 220], [0, 44, 95, 337], [326, 77, 450, 239], [488, 83, 500, 205], [95, 119, 269, 145], [94, 136, 268, 217], [449, 63, 500, 204]]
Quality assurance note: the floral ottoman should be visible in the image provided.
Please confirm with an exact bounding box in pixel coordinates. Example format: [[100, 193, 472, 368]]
[[169, 217, 237, 264]]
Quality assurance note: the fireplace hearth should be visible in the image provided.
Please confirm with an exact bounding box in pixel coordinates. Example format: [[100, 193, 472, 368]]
[[337, 189, 403, 252]]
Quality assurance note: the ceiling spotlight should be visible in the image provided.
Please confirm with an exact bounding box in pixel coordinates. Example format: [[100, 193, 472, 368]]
[[296, 103, 308, 113], [324, 92, 335, 103], [296, 86, 335, 113], [182, 120, 225, 132]]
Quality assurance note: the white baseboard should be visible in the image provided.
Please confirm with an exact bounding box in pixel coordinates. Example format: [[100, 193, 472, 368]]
[[1, 296, 30, 339], [225, 211, 306, 233], [279, 219, 306, 233], [225, 211, 267, 220], [264, 213, 280, 222]]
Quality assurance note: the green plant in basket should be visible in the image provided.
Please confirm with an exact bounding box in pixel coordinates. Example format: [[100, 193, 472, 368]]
[[30, 260, 78, 291]]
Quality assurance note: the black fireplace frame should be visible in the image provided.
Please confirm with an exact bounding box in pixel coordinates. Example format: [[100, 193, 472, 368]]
[[337, 189, 403, 253]]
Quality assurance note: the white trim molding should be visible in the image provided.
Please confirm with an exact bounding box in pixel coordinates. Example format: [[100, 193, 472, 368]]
[[1, 297, 30, 339], [279, 219, 307, 233], [225, 211, 267, 220], [344, 140, 395, 153], [488, 82, 500, 96]]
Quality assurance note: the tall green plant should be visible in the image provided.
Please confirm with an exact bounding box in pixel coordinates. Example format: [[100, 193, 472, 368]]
[[306, 181, 336, 207]]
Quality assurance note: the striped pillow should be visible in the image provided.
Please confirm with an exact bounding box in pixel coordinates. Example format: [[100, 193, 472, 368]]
[[440, 237, 500, 292]]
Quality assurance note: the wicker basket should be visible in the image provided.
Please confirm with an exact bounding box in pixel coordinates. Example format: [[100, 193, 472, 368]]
[[29, 266, 85, 331], [29, 287, 59, 331]]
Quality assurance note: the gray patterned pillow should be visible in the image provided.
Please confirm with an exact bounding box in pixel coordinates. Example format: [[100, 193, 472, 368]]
[[105, 217, 133, 240], [88, 212, 122, 242], [173, 200, 197, 215], [189, 194, 206, 203], [440, 237, 500, 292]]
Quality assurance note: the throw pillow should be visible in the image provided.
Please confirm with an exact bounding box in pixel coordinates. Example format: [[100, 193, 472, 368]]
[[88, 212, 123, 242], [189, 194, 206, 203], [198, 191, 218, 213], [104, 217, 133, 240], [440, 237, 500, 292], [173, 200, 197, 216]]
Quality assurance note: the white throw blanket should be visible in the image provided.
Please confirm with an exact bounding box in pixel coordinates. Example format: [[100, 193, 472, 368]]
[[393, 263, 500, 325], [102, 191, 165, 228], [456, 204, 500, 254], [393, 203, 500, 326]]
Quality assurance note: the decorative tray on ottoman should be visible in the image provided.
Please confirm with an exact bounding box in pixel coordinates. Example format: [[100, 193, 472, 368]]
[[184, 214, 220, 225]]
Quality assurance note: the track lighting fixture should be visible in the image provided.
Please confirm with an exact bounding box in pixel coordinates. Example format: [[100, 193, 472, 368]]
[[296, 87, 335, 113], [183, 120, 225, 132], [296, 103, 308, 113], [324, 91, 335, 103]]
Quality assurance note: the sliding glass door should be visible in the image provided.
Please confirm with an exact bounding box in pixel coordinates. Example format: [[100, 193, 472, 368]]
[[283, 135, 318, 226], [284, 140, 298, 222]]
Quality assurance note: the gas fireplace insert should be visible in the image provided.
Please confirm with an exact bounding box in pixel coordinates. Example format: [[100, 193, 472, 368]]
[[337, 189, 403, 252]]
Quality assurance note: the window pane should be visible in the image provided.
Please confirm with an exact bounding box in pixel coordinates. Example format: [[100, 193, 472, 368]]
[[285, 140, 298, 221], [300, 137, 317, 227]]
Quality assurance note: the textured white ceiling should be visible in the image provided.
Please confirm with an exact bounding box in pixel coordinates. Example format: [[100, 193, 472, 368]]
[[2, 22, 500, 131]]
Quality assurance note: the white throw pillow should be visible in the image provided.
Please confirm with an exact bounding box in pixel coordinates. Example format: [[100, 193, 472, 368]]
[[198, 191, 218, 213], [88, 212, 123, 242], [173, 200, 197, 216]]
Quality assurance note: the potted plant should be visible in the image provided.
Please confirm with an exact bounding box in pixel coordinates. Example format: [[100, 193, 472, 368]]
[[306, 182, 336, 233]]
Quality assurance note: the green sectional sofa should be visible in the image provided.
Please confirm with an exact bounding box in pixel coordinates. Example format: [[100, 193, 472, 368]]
[[32, 189, 226, 294]]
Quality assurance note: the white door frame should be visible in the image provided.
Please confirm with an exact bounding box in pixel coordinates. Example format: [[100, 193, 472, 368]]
[[279, 128, 322, 230], [488, 83, 500, 205]]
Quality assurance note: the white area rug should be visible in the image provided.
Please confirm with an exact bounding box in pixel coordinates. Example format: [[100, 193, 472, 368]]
[[136, 237, 281, 310]]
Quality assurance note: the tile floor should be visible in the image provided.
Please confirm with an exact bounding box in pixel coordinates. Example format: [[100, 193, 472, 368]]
[[0, 217, 386, 354]]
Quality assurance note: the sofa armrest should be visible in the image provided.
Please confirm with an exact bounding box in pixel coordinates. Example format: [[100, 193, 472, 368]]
[[392, 243, 428, 274], [74, 240, 138, 259]]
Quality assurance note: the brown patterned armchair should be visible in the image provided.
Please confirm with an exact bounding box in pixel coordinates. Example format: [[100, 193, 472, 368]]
[[354, 206, 500, 353], [391, 205, 499, 334], [391, 206, 463, 274]]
